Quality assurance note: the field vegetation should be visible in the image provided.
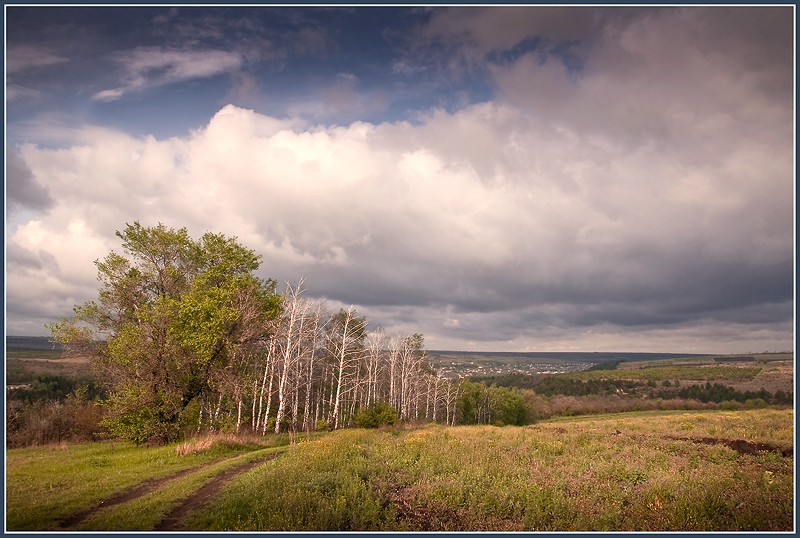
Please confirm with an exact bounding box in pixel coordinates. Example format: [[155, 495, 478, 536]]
[[6, 433, 292, 530], [566, 365, 764, 382], [6, 409, 793, 531]]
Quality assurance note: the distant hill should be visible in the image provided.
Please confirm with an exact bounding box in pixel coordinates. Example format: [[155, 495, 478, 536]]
[[424, 350, 711, 377], [426, 350, 709, 362], [6, 336, 63, 352]]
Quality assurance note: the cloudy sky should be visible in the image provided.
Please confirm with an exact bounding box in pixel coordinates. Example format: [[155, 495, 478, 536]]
[[5, 6, 794, 353]]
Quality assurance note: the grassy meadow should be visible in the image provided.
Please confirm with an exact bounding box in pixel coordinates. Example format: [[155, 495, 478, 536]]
[[6, 434, 293, 531], [6, 408, 793, 532]]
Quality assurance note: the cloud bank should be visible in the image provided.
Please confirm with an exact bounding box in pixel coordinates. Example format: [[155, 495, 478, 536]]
[[5, 7, 793, 352]]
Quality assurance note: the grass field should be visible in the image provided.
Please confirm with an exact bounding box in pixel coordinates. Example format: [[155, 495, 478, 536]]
[[6, 355, 91, 383], [5, 434, 293, 530], [565, 365, 764, 383], [576, 354, 794, 394], [6, 408, 793, 531]]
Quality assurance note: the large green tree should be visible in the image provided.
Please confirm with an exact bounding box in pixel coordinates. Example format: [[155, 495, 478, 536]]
[[48, 222, 280, 444]]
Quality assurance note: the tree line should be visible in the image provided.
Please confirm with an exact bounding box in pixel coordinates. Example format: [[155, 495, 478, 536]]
[[51, 223, 786, 448], [48, 223, 525, 445]]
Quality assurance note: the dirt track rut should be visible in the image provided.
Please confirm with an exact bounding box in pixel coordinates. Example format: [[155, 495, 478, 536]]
[[57, 452, 276, 531], [154, 455, 275, 530]]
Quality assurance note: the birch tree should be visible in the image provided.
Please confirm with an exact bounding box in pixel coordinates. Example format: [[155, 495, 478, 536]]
[[325, 307, 367, 429], [273, 280, 317, 433]]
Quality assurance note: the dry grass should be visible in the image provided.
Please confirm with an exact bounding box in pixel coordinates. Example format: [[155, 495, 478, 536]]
[[175, 432, 267, 456]]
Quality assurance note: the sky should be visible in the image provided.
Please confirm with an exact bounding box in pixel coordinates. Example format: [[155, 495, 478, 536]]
[[4, 5, 795, 353]]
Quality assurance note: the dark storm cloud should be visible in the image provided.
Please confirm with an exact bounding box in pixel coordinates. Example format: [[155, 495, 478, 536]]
[[6, 147, 54, 212]]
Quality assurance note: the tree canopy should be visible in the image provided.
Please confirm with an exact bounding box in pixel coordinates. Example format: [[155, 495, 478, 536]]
[[50, 222, 528, 446], [48, 222, 280, 444]]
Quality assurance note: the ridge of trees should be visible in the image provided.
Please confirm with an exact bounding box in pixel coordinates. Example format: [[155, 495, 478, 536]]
[[47, 223, 477, 445], [466, 372, 793, 406], [39, 223, 791, 447]]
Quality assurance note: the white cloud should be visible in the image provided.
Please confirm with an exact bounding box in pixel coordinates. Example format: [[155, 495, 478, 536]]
[[5, 45, 68, 73], [6, 8, 792, 352], [8, 92, 791, 352], [93, 47, 243, 101], [92, 88, 126, 102]]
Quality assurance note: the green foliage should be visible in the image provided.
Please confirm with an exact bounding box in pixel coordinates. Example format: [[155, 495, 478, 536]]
[[6, 374, 102, 403], [532, 376, 641, 397], [586, 359, 625, 371], [467, 372, 540, 390], [527, 375, 791, 411], [354, 402, 398, 428], [488, 385, 528, 426], [48, 222, 281, 445], [457, 381, 528, 426], [101, 406, 161, 447], [718, 400, 742, 411], [745, 398, 767, 409], [655, 383, 790, 405]]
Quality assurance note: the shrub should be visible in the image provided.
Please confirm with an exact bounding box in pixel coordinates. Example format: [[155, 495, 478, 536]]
[[101, 406, 175, 446], [6, 387, 106, 448], [354, 402, 398, 428]]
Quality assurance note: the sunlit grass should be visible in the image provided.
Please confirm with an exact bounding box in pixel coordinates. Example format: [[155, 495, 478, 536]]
[[6, 410, 792, 531], [188, 409, 793, 531], [5, 434, 290, 530]]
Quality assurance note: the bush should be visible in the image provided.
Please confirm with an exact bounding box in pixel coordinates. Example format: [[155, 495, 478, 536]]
[[745, 398, 767, 409], [6, 394, 106, 448], [354, 402, 398, 429], [101, 406, 176, 446], [457, 381, 529, 425]]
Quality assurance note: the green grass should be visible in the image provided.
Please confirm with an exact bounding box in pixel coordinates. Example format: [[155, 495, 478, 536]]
[[6, 434, 290, 530], [75, 446, 287, 531], [7, 409, 793, 531], [187, 409, 793, 531], [564, 366, 763, 383]]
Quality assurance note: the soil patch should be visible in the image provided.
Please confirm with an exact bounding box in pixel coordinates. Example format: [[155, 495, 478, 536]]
[[154, 454, 277, 531], [668, 436, 793, 457]]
